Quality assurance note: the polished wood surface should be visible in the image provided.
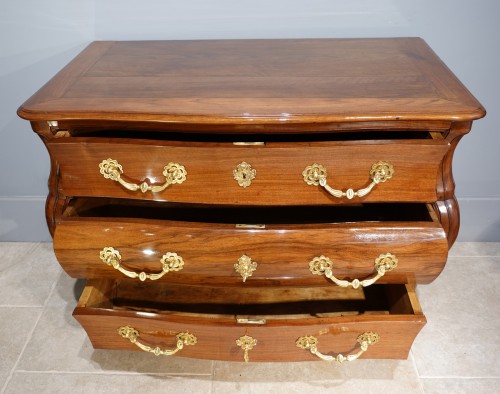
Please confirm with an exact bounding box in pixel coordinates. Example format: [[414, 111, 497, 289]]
[[74, 281, 425, 361], [18, 38, 485, 361], [54, 203, 448, 285], [18, 39, 485, 127], [433, 121, 474, 246], [19, 39, 486, 244], [47, 136, 449, 205]]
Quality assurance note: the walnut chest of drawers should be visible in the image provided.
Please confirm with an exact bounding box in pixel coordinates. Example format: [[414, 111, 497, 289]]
[[18, 38, 485, 363]]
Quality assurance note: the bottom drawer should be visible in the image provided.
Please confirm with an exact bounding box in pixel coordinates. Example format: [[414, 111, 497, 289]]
[[74, 281, 426, 362]]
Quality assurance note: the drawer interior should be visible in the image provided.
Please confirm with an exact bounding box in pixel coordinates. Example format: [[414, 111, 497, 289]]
[[64, 198, 437, 225], [65, 129, 442, 142], [78, 280, 422, 321]]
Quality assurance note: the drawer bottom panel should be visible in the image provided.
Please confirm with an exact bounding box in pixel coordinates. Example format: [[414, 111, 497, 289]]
[[74, 281, 426, 362]]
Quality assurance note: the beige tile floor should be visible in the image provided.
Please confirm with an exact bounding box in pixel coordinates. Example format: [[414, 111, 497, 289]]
[[0, 242, 498, 394]]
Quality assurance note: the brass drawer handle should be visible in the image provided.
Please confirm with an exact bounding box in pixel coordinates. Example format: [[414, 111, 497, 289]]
[[236, 335, 257, 362], [100, 247, 184, 281], [118, 326, 197, 356], [296, 332, 379, 363], [302, 161, 394, 199], [99, 158, 186, 193], [309, 253, 398, 288]]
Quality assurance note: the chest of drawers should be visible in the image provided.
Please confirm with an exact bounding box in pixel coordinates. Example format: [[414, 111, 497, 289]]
[[18, 38, 485, 363]]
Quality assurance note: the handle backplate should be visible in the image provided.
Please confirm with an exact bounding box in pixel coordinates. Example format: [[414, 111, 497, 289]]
[[100, 247, 184, 281], [309, 253, 398, 288], [296, 332, 379, 363], [118, 326, 196, 356], [99, 158, 186, 193], [302, 161, 394, 199]]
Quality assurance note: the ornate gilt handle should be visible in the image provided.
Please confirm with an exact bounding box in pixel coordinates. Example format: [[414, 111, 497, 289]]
[[302, 161, 394, 199], [100, 247, 184, 281], [309, 253, 398, 289], [296, 332, 379, 363], [118, 326, 197, 356], [99, 158, 187, 193]]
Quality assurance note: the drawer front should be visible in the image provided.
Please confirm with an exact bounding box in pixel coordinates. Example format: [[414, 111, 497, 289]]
[[54, 206, 448, 285], [48, 138, 449, 205], [74, 281, 426, 362]]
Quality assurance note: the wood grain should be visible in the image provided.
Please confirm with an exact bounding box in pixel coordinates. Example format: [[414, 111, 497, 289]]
[[47, 136, 449, 205], [17, 38, 485, 362], [18, 39, 485, 126], [73, 281, 425, 361], [54, 201, 448, 285], [433, 121, 474, 246]]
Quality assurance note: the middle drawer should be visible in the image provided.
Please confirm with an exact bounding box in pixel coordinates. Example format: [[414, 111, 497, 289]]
[[54, 199, 448, 286]]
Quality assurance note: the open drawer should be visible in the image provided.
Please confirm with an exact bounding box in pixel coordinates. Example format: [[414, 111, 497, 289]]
[[74, 280, 426, 362], [47, 131, 449, 205], [55, 199, 448, 285]]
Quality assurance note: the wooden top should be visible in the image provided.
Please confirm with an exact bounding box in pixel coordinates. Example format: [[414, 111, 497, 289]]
[[18, 38, 485, 126]]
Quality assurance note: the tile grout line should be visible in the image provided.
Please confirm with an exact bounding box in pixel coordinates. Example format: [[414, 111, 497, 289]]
[[1, 268, 62, 394], [0, 243, 39, 265], [0, 305, 54, 308], [449, 255, 500, 258], [0, 242, 43, 394], [209, 361, 216, 394], [449, 242, 500, 258], [418, 376, 500, 380], [1, 241, 498, 391], [409, 351, 426, 394], [0, 240, 217, 386], [10, 370, 214, 377]]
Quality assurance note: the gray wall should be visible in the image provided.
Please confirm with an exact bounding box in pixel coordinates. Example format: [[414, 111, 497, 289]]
[[1, 0, 498, 241]]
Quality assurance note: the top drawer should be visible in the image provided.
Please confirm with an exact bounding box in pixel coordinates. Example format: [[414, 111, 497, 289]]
[[47, 132, 449, 205]]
